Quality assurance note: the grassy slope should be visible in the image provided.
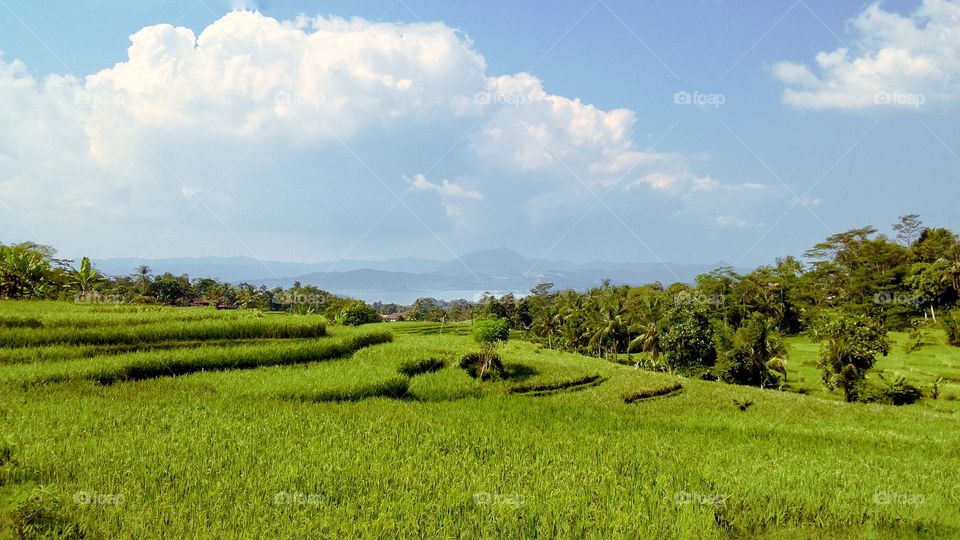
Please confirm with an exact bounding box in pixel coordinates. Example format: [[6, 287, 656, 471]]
[[0, 305, 958, 538], [785, 329, 960, 410]]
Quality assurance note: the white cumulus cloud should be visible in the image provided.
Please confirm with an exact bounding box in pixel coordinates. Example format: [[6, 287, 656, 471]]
[[773, 0, 960, 110], [0, 10, 751, 258]]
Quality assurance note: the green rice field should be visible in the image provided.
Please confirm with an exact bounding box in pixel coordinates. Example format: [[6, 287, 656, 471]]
[[1, 301, 958, 538]]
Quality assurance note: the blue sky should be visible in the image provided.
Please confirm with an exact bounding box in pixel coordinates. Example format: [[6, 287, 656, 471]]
[[0, 0, 957, 267]]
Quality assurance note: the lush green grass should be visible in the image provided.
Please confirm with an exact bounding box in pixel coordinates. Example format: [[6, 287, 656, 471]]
[[784, 328, 960, 410], [0, 317, 328, 349], [0, 331, 391, 386], [1, 303, 958, 538]]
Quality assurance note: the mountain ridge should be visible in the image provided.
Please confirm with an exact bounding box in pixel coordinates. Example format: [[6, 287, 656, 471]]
[[93, 249, 742, 304]]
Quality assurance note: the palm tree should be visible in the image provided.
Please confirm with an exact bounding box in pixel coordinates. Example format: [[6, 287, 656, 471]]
[[135, 265, 152, 295], [738, 314, 788, 388], [627, 322, 662, 370], [586, 306, 627, 358], [582, 285, 628, 358], [531, 306, 563, 349]]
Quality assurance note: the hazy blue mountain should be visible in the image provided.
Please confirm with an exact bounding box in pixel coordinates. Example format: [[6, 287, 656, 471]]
[[93, 255, 445, 282], [95, 250, 741, 304]]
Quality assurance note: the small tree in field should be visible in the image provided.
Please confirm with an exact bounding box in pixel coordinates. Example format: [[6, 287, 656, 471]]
[[818, 314, 890, 402], [470, 316, 509, 378], [335, 302, 381, 326]]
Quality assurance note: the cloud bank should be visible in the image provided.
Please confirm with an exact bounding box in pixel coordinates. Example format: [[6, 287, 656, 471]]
[[773, 0, 960, 110], [0, 10, 756, 260]]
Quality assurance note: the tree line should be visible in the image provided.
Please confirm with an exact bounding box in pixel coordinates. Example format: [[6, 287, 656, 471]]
[[2, 214, 958, 401], [410, 215, 960, 402]]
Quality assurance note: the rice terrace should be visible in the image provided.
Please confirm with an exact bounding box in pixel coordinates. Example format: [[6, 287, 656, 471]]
[[2, 0, 960, 538]]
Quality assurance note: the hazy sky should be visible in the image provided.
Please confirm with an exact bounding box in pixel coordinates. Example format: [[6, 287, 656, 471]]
[[0, 0, 957, 266]]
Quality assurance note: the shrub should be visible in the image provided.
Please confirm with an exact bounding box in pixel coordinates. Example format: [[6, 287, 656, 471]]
[[335, 302, 381, 326], [860, 375, 923, 406], [473, 316, 510, 344], [942, 309, 960, 347], [9, 487, 82, 539]]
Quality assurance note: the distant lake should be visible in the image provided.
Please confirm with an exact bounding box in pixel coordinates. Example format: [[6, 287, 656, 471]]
[[334, 289, 526, 304]]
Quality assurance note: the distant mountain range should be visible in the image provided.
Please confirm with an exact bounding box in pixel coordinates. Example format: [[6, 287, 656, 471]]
[[94, 248, 742, 304]]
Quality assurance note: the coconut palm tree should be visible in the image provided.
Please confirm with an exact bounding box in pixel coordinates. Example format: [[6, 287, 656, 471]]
[[627, 322, 662, 370], [736, 313, 788, 388], [135, 265, 152, 295], [531, 306, 563, 349]]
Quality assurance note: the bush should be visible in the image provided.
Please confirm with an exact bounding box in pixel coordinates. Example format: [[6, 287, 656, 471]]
[[472, 316, 510, 344], [860, 375, 923, 406], [9, 487, 82, 538], [942, 309, 960, 347], [335, 302, 381, 326]]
